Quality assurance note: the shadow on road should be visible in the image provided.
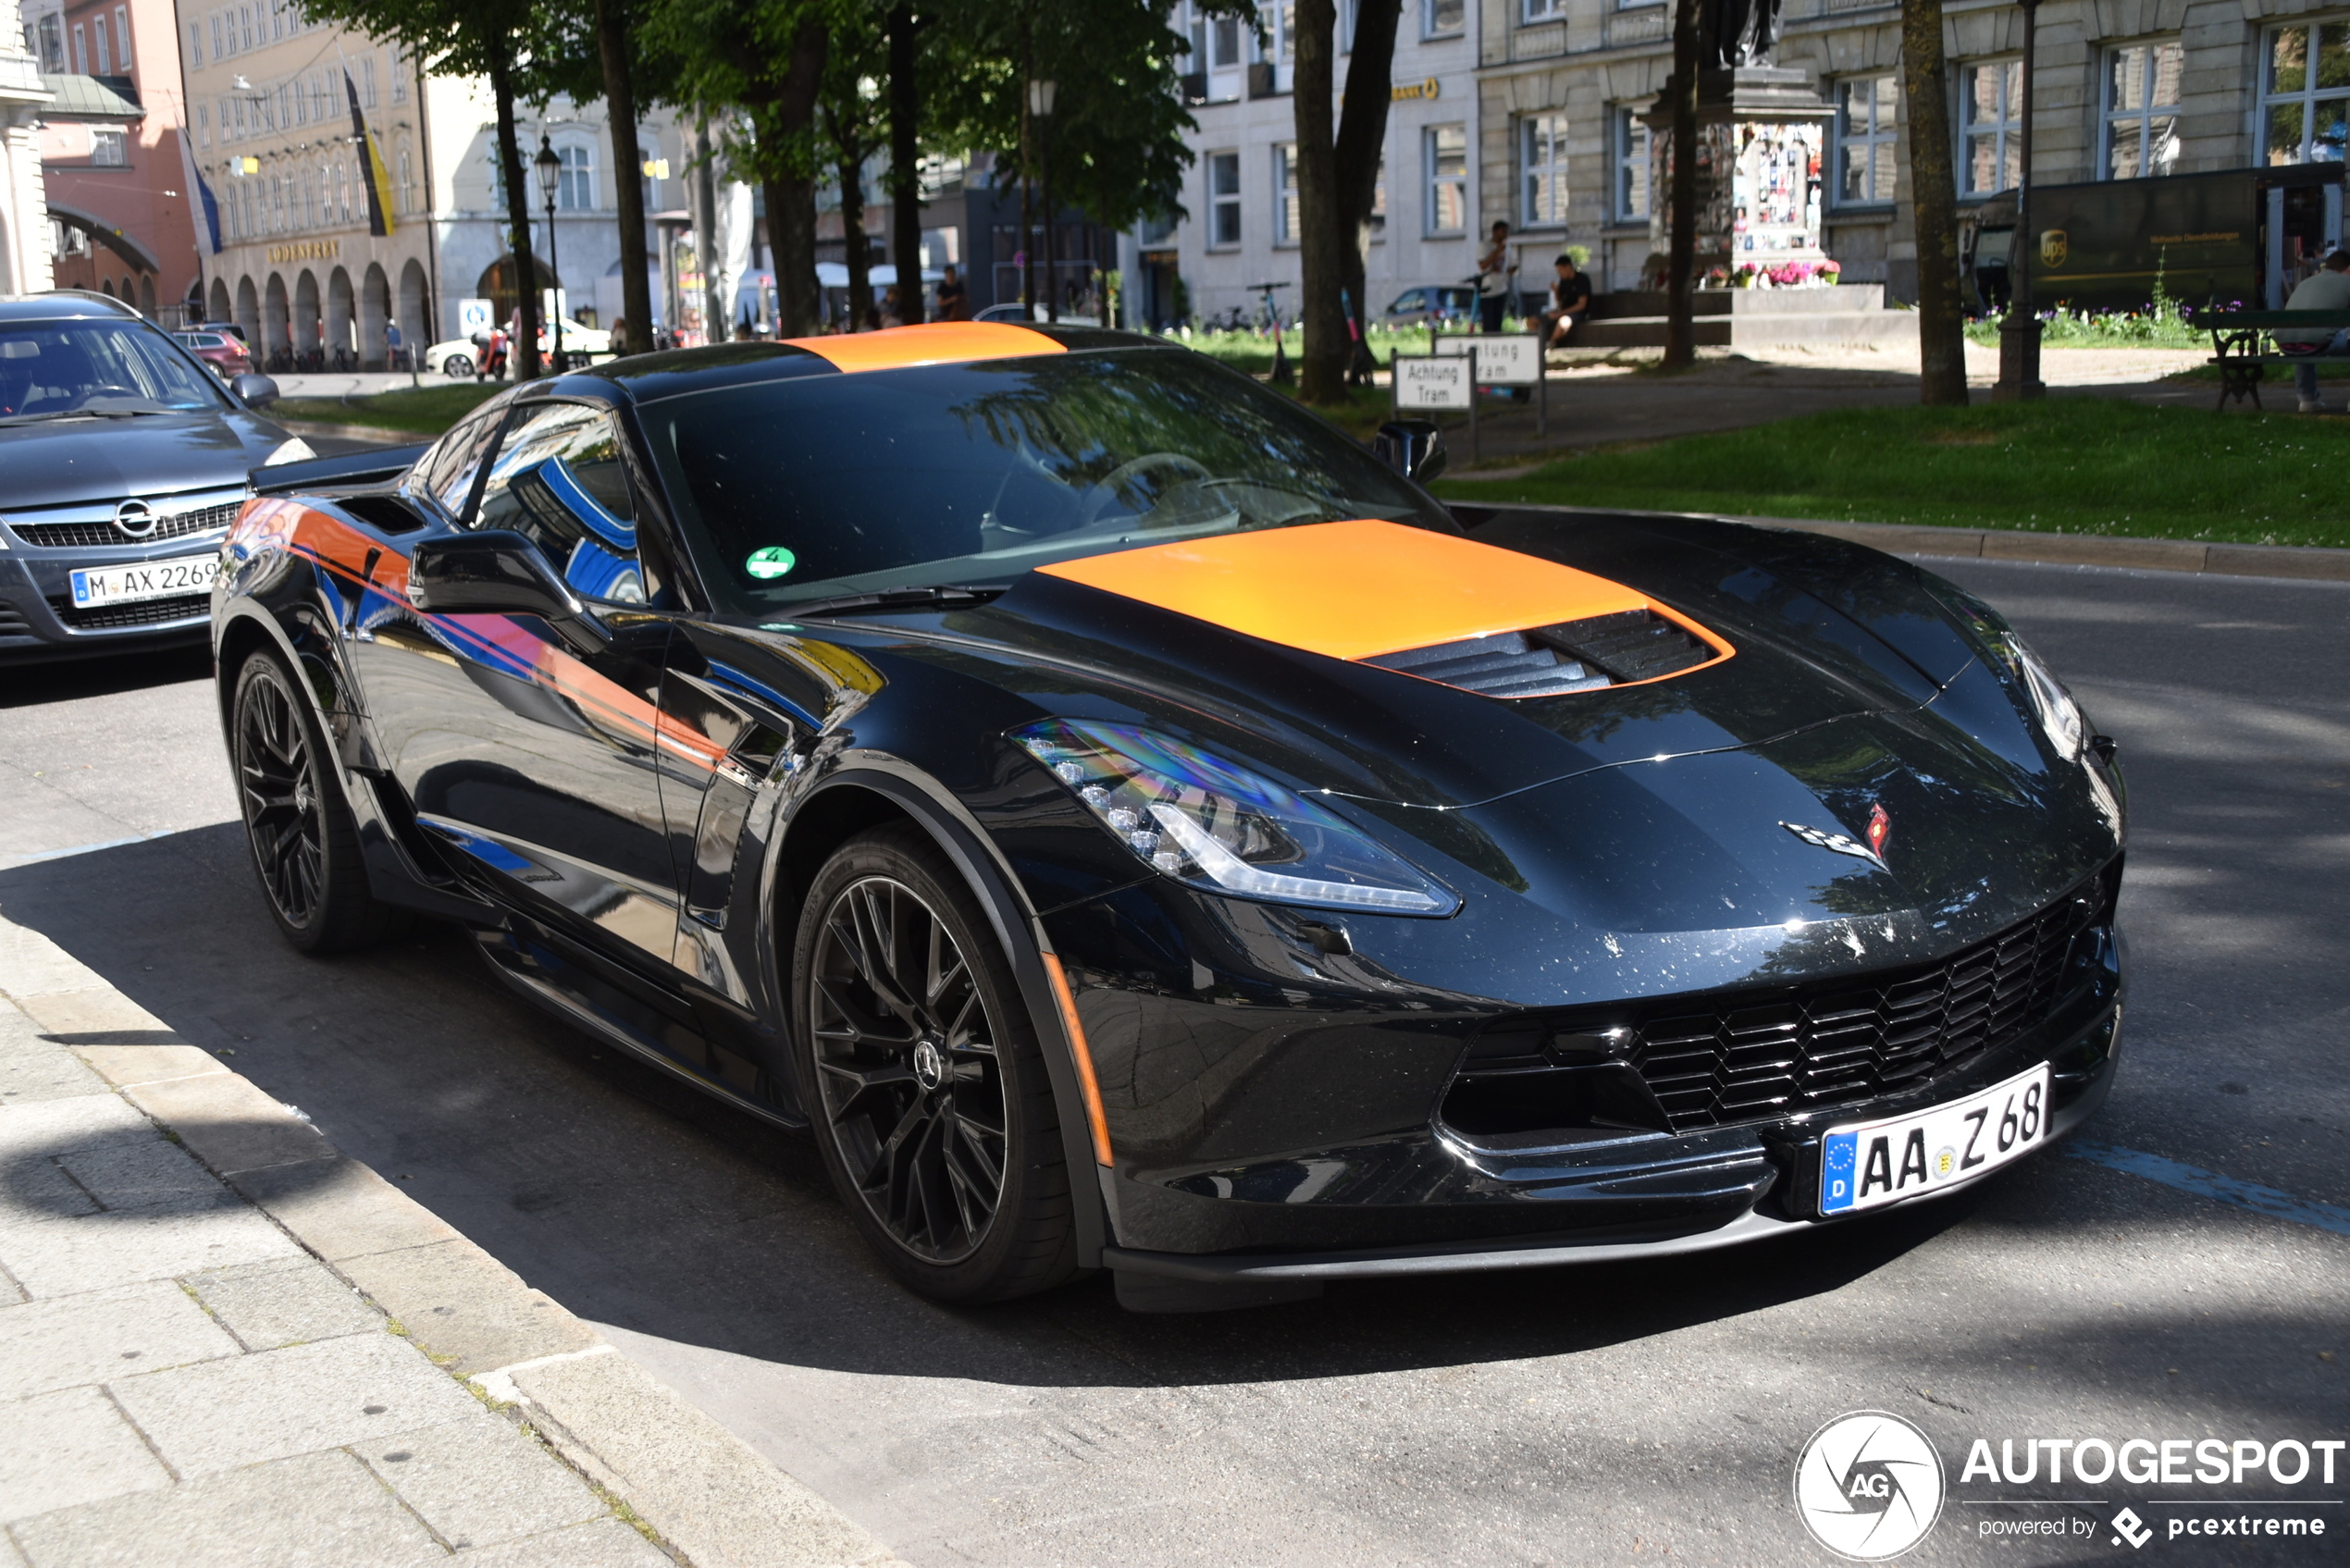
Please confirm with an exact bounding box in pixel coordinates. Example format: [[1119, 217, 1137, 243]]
[[0, 643, 212, 710]]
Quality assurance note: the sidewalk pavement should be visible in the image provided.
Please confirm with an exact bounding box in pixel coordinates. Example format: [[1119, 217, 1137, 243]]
[[0, 914, 905, 1568]]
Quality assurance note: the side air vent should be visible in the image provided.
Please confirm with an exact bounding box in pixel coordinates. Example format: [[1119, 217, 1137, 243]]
[[1363, 608, 1718, 699]]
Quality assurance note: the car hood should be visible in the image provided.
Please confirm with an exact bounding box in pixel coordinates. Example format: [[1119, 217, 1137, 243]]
[[0, 407, 291, 511]]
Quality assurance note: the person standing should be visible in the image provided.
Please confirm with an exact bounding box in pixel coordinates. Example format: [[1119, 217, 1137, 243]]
[[384, 318, 403, 372], [935, 265, 970, 321], [2279, 249, 2350, 414], [1477, 220, 1518, 333]]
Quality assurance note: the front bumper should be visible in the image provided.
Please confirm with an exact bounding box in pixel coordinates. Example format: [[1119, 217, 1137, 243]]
[[0, 518, 232, 662], [1103, 1003, 2121, 1282]]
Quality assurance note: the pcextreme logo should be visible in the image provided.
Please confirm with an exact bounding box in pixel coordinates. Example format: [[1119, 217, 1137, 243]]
[[1794, 1412, 1947, 1560]]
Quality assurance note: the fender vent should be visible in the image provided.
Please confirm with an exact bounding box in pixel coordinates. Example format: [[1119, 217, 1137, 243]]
[[1363, 608, 1716, 699]]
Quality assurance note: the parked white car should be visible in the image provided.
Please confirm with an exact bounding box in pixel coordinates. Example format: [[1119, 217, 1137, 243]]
[[427, 321, 612, 377]]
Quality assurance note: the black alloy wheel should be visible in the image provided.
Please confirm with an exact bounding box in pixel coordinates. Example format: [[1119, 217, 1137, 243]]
[[795, 826, 1077, 1302], [231, 651, 402, 954]]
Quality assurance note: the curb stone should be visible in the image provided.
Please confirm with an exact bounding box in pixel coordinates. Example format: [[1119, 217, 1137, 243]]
[[1474, 500, 2350, 581], [275, 418, 425, 446], [0, 913, 909, 1568]]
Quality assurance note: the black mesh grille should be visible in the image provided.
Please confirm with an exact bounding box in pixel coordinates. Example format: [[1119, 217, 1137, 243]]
[[45, 593, 210, 630], [1444, 869, 2117, 1139], [9, 501, 241, 549], [1363, 608, 1717, 699]]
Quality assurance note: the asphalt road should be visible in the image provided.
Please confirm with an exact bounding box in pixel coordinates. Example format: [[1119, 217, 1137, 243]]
[[2, 558, 2344, 1567]]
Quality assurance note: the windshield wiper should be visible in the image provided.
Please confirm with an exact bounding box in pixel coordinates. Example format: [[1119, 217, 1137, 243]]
[[779, 584, 1008, 620], [0, 411, 93, 426]]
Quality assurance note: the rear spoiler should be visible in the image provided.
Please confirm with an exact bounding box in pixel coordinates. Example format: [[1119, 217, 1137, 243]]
[[250, 441, 431, 495]]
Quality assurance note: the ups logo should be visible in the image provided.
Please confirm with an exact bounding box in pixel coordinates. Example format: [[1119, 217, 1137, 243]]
[[2039, 229, 2070, 268]]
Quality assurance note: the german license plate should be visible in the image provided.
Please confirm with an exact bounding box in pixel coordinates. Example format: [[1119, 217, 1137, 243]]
[[1818, 1061, 2052, 1216], [68, 554, 219, 607]]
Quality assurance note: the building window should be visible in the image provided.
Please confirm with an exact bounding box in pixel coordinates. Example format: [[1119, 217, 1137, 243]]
[[1522, 0, 1565, 20], [361, 56, 377, 107], [1272, 142, 1299, 244], [558, 143, 596, 209], [91, 129, 127, 166], [196, 104, 209, 147], [2262, 22, 2350, 165], [1960, 60, 2022, 195], [1253, 3, 1292, 63], [1614, 106, 1651, 220], [1427, 123, 1467, 233], [209, 16, 222, 60], [1519, 113, 1568, 226], [93, 16, 109, 74], [115, 6, 130, 68], [240, 4, 253, 52], [1424, 0, 1465, 37], [1208, 150, 1242, 246], [398, 145, 415, 215], [2103, 40, 2182, 179], [185, 22, 201, 67], [392, 51, 408, 103], [71, 23, 84, 74], [1210, 14, 1241, 68], [1836, 75, 1899, 205]]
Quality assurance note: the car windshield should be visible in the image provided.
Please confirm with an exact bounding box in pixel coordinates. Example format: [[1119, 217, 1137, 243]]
[[637, 345, 1456, 613], [0, 319, 228, 420]]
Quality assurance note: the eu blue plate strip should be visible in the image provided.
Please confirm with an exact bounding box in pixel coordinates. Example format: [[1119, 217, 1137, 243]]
[[2065, 1140, 2350, 1239]]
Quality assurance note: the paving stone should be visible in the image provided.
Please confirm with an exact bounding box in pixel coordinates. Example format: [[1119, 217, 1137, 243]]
[[0, 1279, 241, 1401], [184, 1256, 384, 1352], [9, 1447, 445, 1568], [359, 1411, 604, 1549], [0, 1096, 155, 1164], [341, 1239, 600, 1377], [0, 1386, 174, 1524], [117, 1074, 331, 1178], [229, 1158, 459, 1263], [11, 992, 184, 1053], [108, 1328, 480, 1475], [63, 1041, 225, 1091], [453, 1517, 675, 1568], [0, 924, 106, 998], [0, 1047, 106, 1108], [0, 1153, 100, 1231], [53, 1139, 228, 1215], [0, 1200, 298, 1299]]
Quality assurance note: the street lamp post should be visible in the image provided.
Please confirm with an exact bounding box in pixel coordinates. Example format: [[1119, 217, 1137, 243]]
[[1994, 0, 2046, 401], [1029, 79, 1057, 323], [535, 136, 564, 374]]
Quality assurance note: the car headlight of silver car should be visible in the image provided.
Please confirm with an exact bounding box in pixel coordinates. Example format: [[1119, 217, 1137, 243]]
[[1013, 718, 1460, 916]]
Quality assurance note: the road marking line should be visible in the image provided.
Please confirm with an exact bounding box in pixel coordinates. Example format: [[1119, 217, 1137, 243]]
[[2065, 1140, 2350, 1238]]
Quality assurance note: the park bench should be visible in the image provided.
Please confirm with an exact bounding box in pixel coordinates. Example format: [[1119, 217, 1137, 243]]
[[2190, 308, 2350, 411]]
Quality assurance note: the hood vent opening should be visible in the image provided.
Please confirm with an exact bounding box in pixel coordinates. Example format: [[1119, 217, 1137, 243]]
[[1363, 608, 1716, 699]]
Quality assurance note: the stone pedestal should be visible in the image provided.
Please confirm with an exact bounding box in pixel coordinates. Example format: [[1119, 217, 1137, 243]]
[[1644, 68, 1837, 289]]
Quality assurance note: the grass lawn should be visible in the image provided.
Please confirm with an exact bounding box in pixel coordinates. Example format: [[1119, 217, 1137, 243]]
[[1433, 399, 2350, 549], [273, 382, 501, 436]]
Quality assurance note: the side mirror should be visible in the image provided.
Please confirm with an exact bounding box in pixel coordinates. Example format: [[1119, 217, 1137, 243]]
[[232, 372, 280, 409], [407, 530, 611, 653], [1373, 420, 1447, 484]]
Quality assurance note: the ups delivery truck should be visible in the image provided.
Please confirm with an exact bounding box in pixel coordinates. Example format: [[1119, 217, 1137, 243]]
[[1965, 163, 2344, 315]]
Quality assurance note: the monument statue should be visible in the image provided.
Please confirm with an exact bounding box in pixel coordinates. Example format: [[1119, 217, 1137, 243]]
[[1702, 0, 1784, 68]]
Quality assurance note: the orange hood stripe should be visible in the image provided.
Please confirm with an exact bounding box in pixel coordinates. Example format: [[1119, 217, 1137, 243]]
[[789, 321, 1066, 375], [1039, 519, 1717, 664]]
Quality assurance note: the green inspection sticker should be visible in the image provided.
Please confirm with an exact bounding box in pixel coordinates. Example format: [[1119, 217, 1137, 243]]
[[745, 546, 797, 580]]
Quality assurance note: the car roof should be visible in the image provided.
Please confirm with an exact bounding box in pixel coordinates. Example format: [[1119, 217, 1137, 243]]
[[564, 322, 1173, 405], [0, 291, 148, 323]]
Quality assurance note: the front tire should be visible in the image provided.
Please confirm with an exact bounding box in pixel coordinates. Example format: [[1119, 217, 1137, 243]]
[[441, 353, 474, 378], [792, 825, 1078, 1303], [230, 650, 402, 955]]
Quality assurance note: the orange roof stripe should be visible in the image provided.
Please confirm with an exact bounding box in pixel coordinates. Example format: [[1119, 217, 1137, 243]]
[[1040, 518, 1663, 662], [788, 321, 1066, 374]]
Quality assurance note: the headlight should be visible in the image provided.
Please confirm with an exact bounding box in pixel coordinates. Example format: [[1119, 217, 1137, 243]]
[[262, 438, 317, 466], [1995, 632, 2085, 760], [1013, 718, 1459, 916]]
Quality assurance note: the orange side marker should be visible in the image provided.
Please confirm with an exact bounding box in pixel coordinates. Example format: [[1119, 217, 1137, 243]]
[[1041, 952, 1113, 1167]]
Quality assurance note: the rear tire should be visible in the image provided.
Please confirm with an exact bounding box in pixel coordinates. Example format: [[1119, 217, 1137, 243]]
[[792, 824, 1078, 1303], [230, 650, 403, 955]]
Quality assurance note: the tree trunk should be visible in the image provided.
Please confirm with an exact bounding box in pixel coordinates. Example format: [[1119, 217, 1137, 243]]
[[593, 0, 651, 355], [1900, 0, 1969, 404], [834, 114, 872, 329], [1663, 0, 1700, 371], [487, 39, 540, 380], [1333, 0, 1400, 384], [768, 17, 829, 337], [887, 5, 924, 324], [1040, 117, 1056, 321], [1293, 0, 1346, 406], [1019, 19, 1033, 319]]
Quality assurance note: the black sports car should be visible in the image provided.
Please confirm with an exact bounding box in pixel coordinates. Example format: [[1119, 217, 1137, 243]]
[[212, 323, 2124, 1311]]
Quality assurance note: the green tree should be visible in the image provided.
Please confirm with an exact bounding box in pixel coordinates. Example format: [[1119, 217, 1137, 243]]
[[1900, 0, 1968, 404], [298, 0, 555, 378]]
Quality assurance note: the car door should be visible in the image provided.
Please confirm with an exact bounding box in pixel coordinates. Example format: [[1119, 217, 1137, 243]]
[[360, 398, 687, 972]]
